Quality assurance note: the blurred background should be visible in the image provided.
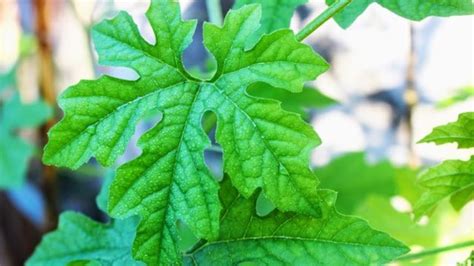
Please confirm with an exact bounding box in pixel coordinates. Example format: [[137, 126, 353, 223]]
[[0, 0, 472, 265]]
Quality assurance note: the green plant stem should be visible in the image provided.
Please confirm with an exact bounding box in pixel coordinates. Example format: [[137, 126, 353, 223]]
[[396, 240, 474, 261], [206, 0, 223, 25], [296, 0, 352, 41]]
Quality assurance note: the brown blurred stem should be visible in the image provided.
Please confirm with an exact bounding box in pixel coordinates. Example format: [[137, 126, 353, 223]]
[[404, 24, 419, 168], [34, 0, 59, 231]]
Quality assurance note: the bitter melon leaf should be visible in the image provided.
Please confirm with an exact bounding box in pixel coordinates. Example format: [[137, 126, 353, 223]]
[[419, 112, 474, 149], [414, 157, 474, 220], [234, 0, 307, 45], [184, 177, 409, 265], [27, 212, 142, 266], [327, 0, 474, 29], [234, 0, 336, 119], [43, 0, 328, 264], [248, 84, 337, 119], [316, 152, 397, 213], [0, 93, 51, 188]]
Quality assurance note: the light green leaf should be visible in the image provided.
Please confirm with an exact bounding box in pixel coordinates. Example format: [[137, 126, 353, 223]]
[[184, 177, 409, 265], [43, 1, 328, 264], [234, 0, 307, 45], [316, 152, 397, 213], [419, 112, 474, 149], [327, 0, 474, 29], [26, 212, 143, 266], [0, 93, 51, 188], [437, 86, 474, 108], [414, 157, 474, 220]]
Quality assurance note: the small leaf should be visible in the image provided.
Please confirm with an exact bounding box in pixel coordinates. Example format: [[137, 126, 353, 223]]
[[26, 212, 143, 266], [437, 86, 474, 108], [327, 0, 474, 29], [184, 177, 409, 265], [414, 157, 474, 220], [419, 112, 474, 149]]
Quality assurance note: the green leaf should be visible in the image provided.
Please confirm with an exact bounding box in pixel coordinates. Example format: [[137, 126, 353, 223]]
[[0, 93, 51, 188], [248, 84, 337, 119], [234, 0, 307, 45], [414, 157, 474, 219], [437, 86, 474, 108], [43, 1, 328, 264], [355, 195, 438, 248], [419, 112, 474, 149], [316, 152, 397, 213], [234, 0, 337, 119], [327, 0, 474, 29], [27, 212, 142, 266], [184, 177, 409, 265]]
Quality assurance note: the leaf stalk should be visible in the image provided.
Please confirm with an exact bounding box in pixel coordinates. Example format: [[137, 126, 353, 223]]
[[396, 240, 474, 261], [296, 0, 352, 41]]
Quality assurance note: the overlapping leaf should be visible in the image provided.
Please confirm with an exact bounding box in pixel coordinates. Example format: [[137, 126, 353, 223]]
[[234, 0, 307, 45], [415, 112, 474, 219], [234, 0, 337, 119], [184, 177, 409, 265], [0, 93, 51, 188], [26, 212, 142, 266], [43, 0, 329, 264], [327, 0, 474, 29]]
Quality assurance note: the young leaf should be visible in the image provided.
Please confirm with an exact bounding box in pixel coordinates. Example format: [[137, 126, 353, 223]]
[[27, 212, 142, 266], [327, 0, 474, 29], [184, 177, 409, 265], [0, 93, 51, 188], [42, 0, 329, 264], [419, 112, 474, 149], [414, 157, 474, 219]]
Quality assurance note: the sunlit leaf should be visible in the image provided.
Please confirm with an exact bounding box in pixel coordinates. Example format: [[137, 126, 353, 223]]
[[184, 177, 409, 265], [42, 0, 329, 264], [327, 0, 474, 29]]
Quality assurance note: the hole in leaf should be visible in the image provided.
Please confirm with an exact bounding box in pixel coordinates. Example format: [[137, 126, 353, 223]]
[[181, 21, 216, 80], [116, 110, 162, 164], [202, 111, 223, 181]]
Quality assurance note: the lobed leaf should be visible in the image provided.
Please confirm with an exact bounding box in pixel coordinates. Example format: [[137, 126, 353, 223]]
[[327, 0, 474, 29], [419, 112, 474, 149], [42, 0, 329, 264], [26, 212, 142, 266], [184, 177, 409, 265], [414, 157, 474, 219]]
